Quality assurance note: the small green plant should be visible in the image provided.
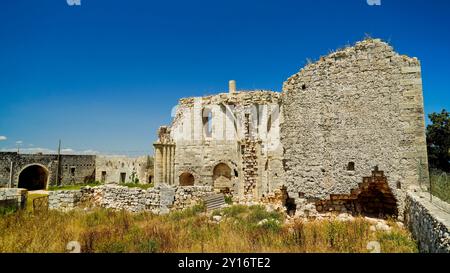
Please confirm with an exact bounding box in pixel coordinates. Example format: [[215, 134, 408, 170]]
[[224, 195, 233, 205], [0, 205, 17, 216], [48, 181, 102, 191], [120, 183, 154, 190]]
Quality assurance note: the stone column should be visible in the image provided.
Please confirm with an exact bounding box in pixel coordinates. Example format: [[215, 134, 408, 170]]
[[167, 145, 172, 185], [171, 145, 176, 184], [153, 144, 163, 185], [162, 145, 167, 183]]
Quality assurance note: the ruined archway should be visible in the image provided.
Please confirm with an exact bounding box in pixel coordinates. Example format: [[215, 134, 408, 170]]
[[179, 172, 195, 186], [18, 165, 49, 190], [213, 163, 232, 192], [316, 168, 398, 218], [354, 176, 398, 217]]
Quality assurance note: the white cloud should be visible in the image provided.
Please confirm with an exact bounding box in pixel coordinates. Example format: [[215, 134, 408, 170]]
[[16, 140, 23, 144], [0, 136, 6, 141]]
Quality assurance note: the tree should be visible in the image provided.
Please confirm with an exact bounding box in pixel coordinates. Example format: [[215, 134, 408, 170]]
[[426, 109, 450, 172]]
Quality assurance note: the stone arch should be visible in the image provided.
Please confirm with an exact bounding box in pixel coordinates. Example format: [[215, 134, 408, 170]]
[[179, 172, 195, 186], [316, 167, 398, 218], [18, 164, 49, 190], [213, 163, 232, 191]]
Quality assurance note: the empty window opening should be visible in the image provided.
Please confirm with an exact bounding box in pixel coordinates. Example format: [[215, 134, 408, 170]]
[[396, 181, 402, 189], [267, 115, 272, 133], [302, 84, 306, 90], [70, 167, 76, 176], [101, 171, 107, 183], [120, 172, 126, 183], [234, 169, 238, 177], [347, 162, 355, 171], [202, 108, 213, 138]]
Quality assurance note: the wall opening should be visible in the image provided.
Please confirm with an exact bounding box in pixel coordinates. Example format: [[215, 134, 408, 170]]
[[213, 163, 232, 192], [101, 171, 107, 182], [18, 165, 48, 190], [316, 168, 398, 218], [120, 172, 126, 183], [179, 172, 195, 186], [347, 162, 355, 171], [202, 108, 213, 139]]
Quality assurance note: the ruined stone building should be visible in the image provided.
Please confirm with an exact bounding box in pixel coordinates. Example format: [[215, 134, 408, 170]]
[[154, 80, 284, 201], [0, 152, 96, 190], [154, 38, 429, 218], [95, 155, 154, 184], [0, 153, 154, 190]]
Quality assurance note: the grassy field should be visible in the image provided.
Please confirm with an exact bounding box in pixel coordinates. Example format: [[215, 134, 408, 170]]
[[0, 204, 417, 253]]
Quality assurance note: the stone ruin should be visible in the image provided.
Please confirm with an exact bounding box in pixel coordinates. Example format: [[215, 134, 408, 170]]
[[153, 38, 429, 220]]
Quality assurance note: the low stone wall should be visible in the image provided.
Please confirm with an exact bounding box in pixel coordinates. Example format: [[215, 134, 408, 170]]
[[405, 190, 450, 253], [49, 184, 214, 214], [49, 189, 90, 211], [0, 188, 27, 209], [173, 186, 214, 209]]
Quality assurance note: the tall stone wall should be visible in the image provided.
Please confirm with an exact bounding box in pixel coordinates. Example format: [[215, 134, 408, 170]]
[[281, 38, 429, 217], [405, 191, 450, 253]]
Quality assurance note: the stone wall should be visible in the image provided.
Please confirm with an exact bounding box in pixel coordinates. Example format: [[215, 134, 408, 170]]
[[0, 188, 27, 209], [405, 190, 450, 253], [0, 152, 96, 189], [281, 38, 429, 217], [49, 185, 214, 213], [173, 186, 214, 209], [95, 155, 153, 185], [154, 85, 284, 201]]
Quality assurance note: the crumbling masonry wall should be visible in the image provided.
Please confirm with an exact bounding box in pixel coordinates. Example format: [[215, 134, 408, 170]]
[[154, 89, 285, 201], [48, 185, 214, 213], [281, 39, 429, 217]]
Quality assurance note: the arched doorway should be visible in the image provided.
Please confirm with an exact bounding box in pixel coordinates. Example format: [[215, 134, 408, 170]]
[[213, 163, 232, 192], [179, 172, 194, 186], [18, 165, 49, 190]]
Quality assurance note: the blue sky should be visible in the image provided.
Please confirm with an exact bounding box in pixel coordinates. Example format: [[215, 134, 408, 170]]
[[0, 0, 449, 156]]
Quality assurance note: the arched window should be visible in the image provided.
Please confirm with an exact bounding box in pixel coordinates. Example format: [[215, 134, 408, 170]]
[[202, 108, 213, 138], [179, 172, 195, 186]]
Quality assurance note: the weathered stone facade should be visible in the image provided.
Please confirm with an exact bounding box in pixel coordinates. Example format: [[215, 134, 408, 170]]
[[153, 38, 429, 218], [154, 81, 284, 202], [95, 155, 153, 185], [0, 152, 96, 190], [281, 38, 429, 217]]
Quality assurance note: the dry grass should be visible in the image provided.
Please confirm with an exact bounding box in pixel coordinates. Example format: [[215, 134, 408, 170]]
[[0, 205, 417, 253]]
